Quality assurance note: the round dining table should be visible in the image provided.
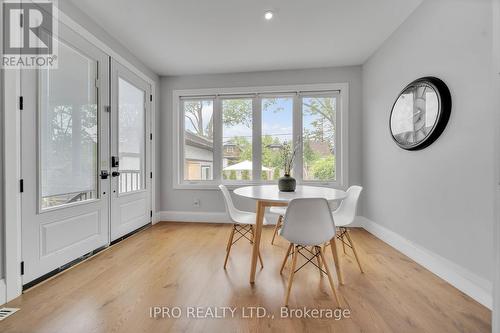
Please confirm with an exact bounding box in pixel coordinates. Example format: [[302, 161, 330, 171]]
[[233, 185, 347, 284]]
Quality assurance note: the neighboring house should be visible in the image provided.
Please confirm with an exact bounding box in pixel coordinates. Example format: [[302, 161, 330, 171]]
[[222, 142, 241, 168], [308, 141, 333, 156], [184, 135, 248, 180], [184, 131, 214, 180]]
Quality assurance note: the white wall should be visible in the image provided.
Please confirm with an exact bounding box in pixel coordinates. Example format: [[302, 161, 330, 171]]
[[159, 66, 363, 214], [362, 0, 496, 293], [493, 0, 500, 327]]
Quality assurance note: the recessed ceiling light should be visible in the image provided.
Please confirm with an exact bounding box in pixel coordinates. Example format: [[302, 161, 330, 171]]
[[264, 11, 274, 20]]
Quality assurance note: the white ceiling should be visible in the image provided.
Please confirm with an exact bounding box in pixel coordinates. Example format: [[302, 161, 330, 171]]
[[69, 0, 422, 76]]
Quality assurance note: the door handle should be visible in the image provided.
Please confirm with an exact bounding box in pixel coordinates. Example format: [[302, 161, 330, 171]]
[[112, 171, 121, 177], [100, 170, 109, 179]]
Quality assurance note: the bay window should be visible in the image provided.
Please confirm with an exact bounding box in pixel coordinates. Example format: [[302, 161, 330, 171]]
[[173, 83, 348, 189]]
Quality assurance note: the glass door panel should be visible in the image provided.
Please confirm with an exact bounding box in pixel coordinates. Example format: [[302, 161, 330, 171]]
[[118, 77, 145, 193], [39, 40, 98, 209], [110, 59, 151, 241]]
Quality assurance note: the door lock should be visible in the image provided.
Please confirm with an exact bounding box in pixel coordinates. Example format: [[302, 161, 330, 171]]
[[100, 170, 109, 179], [112, 171, 121, 177], [112, 156, 119, 168]]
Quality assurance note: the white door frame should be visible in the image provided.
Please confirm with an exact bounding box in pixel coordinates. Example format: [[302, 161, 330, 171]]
[[0, 1, 6, 304], [2, 6, 157, 303]]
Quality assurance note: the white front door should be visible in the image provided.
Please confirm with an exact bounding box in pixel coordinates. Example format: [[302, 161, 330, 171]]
[[21, 23, 111, 284], [110, 59, 152, 241]]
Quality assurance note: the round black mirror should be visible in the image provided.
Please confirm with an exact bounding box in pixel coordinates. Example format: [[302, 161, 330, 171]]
[[389, 77, 451, 151]]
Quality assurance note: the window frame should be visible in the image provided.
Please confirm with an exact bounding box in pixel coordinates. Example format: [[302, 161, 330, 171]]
[[298, 92, 341, 183], [172, 83, 349, 190], [180, 96, 217, 183]]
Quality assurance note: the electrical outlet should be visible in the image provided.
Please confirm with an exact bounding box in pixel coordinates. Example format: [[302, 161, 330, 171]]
[[193, 198, 200, 207]]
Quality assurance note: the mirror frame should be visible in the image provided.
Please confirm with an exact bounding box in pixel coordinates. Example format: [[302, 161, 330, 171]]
[[389, 76, 452, 151]]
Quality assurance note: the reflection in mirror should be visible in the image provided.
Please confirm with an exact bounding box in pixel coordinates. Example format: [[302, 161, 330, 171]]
[[390, 83, 439, 146]]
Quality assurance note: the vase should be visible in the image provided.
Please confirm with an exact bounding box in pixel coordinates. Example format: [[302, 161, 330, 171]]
[[278, 174, 296, 192]]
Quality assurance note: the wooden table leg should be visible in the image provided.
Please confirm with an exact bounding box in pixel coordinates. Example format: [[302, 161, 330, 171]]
[[250, 200, 266, 284], [330, 238, 344, 285]]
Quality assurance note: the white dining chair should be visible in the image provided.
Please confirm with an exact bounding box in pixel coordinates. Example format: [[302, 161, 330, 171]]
[[219, 185, 267, 269], [328, 185, 364, 273], [270, 206, 286, 245], [279, 198, 341, 307]]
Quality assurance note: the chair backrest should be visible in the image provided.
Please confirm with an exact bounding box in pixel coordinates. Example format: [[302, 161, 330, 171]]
[[219, 185, 239, 220], [281, 198, 336, 246], [336, 186, 363, 223]]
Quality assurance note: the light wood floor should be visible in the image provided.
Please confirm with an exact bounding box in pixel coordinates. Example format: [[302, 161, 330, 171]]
[[0, 222, 491, 333]]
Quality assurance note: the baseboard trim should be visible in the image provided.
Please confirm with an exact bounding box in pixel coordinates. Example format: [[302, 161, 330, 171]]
[[159, 211, 232, 223], [159, 210, 286, 225], [359, 217, 493, 309], [158, 210, 365, 226]]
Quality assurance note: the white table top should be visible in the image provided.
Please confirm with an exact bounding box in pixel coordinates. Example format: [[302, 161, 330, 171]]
[[233, 185, 347, 203]]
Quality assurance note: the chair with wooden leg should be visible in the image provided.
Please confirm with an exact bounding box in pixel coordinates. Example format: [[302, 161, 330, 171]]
[[270, 207, 286, 245], [219, 185, 267, 269], [279, 198, 341, 307], [324, 186, 364, 273]]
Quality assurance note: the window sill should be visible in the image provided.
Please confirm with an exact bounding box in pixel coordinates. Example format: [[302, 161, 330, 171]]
[[172, 180, 346, 191]]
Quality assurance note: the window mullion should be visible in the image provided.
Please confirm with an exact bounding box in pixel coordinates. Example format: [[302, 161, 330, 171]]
[[213, 97, 222, 182], [293, 94, 303, 181], [335, 95, 342, 185], [252, 96, 262, 181], [179, 100, 185, 183]]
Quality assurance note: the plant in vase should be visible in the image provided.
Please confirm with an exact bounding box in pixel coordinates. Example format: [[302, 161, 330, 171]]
[[278, 137, 301, 192]]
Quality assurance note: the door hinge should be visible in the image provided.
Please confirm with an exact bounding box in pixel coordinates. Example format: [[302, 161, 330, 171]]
[[150, 94, 153, 102], [150, 133, 153, 140], [20, 13, 24, 28], [150, 210, 153, 218], [104, 105, 111, 113], [150, 172, 153, 179], [19, 96, 23, 110], [19, 179, 24, 193], [20, 261, 24, 275]]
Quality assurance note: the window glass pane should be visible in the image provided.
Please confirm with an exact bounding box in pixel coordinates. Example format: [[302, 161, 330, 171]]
[[261, 97, 293, 180], [302, 96, 337, 181], [183, 100, 214, 181], [118, 78, 146, 193], [40, 41, 98, 209], [222, 98, 253, 180]]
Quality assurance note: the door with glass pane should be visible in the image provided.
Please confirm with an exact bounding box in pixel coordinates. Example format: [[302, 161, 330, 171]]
[[110, 60, 151, 241], [21, 23, 110, 284]]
